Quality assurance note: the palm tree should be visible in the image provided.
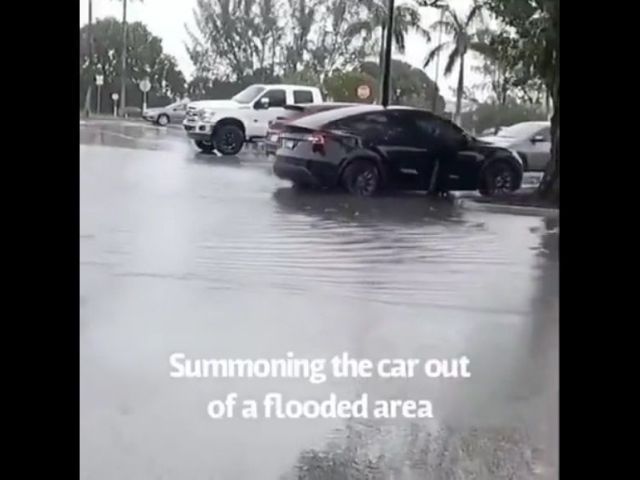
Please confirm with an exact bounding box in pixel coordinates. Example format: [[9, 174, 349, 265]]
[[424, 2, 484, 123], [349, 0, 428, 69], [467, 28, 511, 105]]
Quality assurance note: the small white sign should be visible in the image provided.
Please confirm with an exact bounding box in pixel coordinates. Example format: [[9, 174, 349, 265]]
[[139, 79, 151, 93], [95, 75, 104, 86], [356, 84, 371, 100], [111, 92, 119, 101]]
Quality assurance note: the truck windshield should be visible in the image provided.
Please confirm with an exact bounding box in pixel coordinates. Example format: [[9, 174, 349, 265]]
[[232, 86, 266, 104]]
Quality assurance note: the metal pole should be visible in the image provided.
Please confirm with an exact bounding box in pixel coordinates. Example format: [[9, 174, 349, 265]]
[[120, 0, 128, 116], [97, 85, 102, 114], [378, 21, 386, 101], [381, 0, 395, 107]]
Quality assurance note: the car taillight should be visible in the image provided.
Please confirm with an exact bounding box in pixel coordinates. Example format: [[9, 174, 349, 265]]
[[308, 133, 326, 153], [310, 133, 325, 145], [307, 132, 324, 153]]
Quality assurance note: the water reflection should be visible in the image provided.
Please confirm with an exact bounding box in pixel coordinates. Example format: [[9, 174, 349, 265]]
[[80, 121, 177, 151], [272, 187, 464, 226]]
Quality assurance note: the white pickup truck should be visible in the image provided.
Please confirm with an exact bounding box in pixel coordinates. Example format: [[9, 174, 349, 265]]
[[183, 84, 323, 155]]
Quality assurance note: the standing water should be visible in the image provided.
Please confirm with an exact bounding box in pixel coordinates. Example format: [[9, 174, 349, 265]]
[[81, 123, 558, 479]]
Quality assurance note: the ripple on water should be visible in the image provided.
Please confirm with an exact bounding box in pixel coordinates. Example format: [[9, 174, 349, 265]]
[[184, 191, 534, 312]]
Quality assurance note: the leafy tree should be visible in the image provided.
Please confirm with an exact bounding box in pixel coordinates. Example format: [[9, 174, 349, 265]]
[[280, 68, 318, 87], [79, 18, 186, 111], [304, 0, 377, 78], [360, 59, 445, 112], [482, 0, 558, 202], [469, 28, 547, 107], [187, 0, 377, 83], [424, 1, 484, 124], [283, 0, 319, 74], [186, 0, 284, 81], [323, 70, 378, 103], [187, 76, 248, 100], [187, 0, 374, 83]]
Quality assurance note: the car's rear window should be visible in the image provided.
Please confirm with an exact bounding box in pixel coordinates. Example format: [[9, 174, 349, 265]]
[[290, 105, 382, 130]]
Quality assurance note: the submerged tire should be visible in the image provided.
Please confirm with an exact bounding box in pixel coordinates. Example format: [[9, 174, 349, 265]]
[[479, 160, 520, 196], [342, 160, 381, 196]]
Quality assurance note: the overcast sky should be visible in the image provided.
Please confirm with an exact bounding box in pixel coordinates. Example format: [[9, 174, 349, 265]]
[[79, 0, 485, 102]]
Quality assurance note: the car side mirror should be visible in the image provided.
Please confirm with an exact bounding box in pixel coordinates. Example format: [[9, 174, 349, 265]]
[[531, 135, 545, 143], [256, 97, 270, 109]]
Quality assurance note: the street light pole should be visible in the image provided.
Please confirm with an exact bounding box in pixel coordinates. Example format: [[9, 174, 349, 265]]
[[120, 0, 128, 116], [380, 0, 395, 107]]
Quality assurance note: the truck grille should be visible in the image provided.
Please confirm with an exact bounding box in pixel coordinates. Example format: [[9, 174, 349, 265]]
[[186, 107, 199, 121]]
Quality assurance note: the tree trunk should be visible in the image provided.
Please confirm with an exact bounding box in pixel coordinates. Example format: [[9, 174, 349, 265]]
[[454, 53, 465, 124], [83, 88, 92, 118], [545, 87, 551, 118], [537, 75, 559, 204], [536, 0, 559, 205], [83, 0, 93, 117], [120, 0, 128, 115], [499, 68, 507, 105]]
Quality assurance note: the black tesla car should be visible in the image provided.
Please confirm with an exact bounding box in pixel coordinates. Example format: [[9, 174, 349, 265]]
[[272, 105, 524, 196]]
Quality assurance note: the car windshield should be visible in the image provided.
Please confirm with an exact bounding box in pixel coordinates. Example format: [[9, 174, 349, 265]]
[[496, 122, 546, 139], [166, 100, 186, 109], [232, 86, 266, 104]]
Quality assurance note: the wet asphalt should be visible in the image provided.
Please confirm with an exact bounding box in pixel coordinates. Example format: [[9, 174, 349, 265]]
[[80, 120, 558, 480]]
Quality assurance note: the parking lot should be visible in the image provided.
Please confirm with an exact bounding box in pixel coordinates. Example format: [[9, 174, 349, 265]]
[[80, 119, 558, 479]]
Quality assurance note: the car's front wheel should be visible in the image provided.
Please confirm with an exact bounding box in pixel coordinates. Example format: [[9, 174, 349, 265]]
[[195, 140, 215, 153], [342, 160, 381, 196], [479, 160, 520, 196], [214, 124, 244, 156], [156, 114, 170, 126]]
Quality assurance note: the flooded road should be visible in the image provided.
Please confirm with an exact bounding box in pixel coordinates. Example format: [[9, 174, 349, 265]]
[[80, 121, 558, 479]]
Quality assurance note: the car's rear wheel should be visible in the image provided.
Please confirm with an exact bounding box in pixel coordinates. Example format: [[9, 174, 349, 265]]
[[214, 124, 244, 156], [479, 160, 519, 196], [157, 114, 170, 126], [342, 160, 381, 196], [195, 140, 215, 153]]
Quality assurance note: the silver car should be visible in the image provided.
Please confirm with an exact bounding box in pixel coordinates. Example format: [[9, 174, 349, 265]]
[[480, 121, 551, 171], [142, 99, 190, 126]]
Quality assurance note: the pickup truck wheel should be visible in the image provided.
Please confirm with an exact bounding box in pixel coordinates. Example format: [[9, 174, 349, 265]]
[[214, 125, 244, 156], [195, 140, 215, 153]]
